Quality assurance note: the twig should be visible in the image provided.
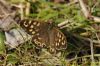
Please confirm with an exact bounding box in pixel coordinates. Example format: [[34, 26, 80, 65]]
[[25, 1, 30, 16], [73, 33, 100, 44], [11, 3, 25, 20], [67, 0, 78, 6], [90, 39, 95, 63], [57, 0, 78, 29], [19, 3, 24, 20], [78, 0, 91, 18], [68, 54, 100, 62], [0, 0, 11, 13], [78, 0, 100, 22], [58, 0, 100, 29], [57, 20, 69, 29]]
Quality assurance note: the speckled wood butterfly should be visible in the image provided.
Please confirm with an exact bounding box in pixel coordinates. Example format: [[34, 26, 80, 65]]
[[18, 19, 67, 53]]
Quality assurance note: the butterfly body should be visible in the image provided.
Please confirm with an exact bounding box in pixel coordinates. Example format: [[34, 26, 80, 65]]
[[19, 19, 67, 53]]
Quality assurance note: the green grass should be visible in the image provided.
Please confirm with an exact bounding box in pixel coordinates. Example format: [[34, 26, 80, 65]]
[[1, 0, 100, 66]]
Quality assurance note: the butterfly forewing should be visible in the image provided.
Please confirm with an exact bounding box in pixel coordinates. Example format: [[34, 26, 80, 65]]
[[19, 19, 67, 53]]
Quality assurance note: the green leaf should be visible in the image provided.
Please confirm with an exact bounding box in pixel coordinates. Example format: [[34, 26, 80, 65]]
[[7, 53, 19, 64], [0, 32, 5, 54], [10, 0, 25, 3]]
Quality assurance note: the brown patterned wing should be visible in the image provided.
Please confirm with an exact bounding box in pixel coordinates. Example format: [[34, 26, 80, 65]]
[[19, 19, 67, 53], [19, 19, 50, 48], [49, 27, 67, 53]]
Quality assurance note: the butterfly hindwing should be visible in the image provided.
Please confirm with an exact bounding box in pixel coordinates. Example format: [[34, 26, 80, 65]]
[[49, 27, 67, 53]]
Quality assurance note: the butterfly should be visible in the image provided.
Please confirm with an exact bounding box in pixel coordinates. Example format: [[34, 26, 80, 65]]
[[18, 19, 67, 53]]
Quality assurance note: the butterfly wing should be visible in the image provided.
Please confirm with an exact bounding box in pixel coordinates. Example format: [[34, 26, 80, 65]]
[[49, 27, 67, 52], [19, 19, 50, 48], [19, 19, 67, 53]]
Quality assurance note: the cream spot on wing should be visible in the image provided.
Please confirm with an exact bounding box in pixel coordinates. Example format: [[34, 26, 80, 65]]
[[62, 41, 66, 45], [40, 43, 44, 47], [57, 32, 60, 37], [61, 42, 64, 45], [38, 37, 42, 40], [34, 39, 38, 44], [36, 23, 40, 26], [42, 43, 46, 47], [58, 39, 61, 42], [34, 39, 36, 41], [55, 43, 59, 46], [29, 29, 33, 32], [61, 40, 65, 45], [36, 33, 39, 36], [29, 20, 32, 24], [34, 39, 44, 47], [50, 48, 55, 52], [57, 43, 59, 46], [34, 39, 40, 45], [31, 35, 34, 37], [32, 31, 35, 34], [37, 42, 41, 46], [30, 25, 34, 28], [33, 22, 37, 25], [55, 43, 58, 46], [59, 34, 62, 38], [61, 36, 64, 40], [24, 21, 28, 27]]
